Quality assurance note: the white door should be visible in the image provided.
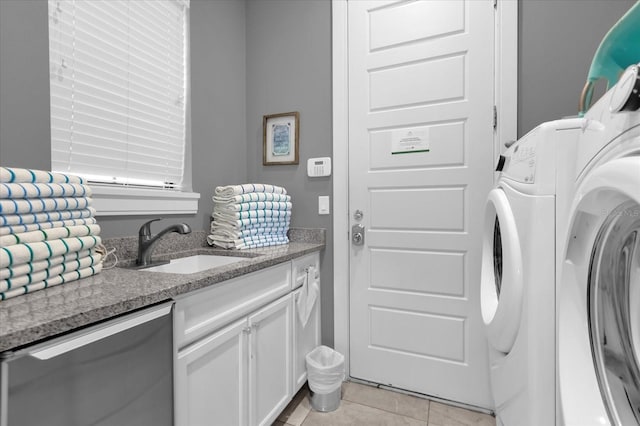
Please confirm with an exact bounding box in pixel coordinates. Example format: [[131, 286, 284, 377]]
[[248, 294, 293, 426], [348, 0, 495, 408]]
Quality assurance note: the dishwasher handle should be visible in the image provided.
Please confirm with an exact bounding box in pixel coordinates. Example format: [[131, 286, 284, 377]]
[[27, 302, 173, 360]]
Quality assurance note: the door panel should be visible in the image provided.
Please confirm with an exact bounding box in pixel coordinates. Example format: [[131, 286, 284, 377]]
[[175, 319, 247, 426], [369, 0, 464, 50], [348, 0, 494, 408], [249, 294, 292, 426]]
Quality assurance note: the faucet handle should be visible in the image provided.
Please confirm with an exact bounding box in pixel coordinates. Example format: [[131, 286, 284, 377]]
[[139, 218, 162, 237]]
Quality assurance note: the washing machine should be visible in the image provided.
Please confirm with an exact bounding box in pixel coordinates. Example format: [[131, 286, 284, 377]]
[[557, 64, 640, 426], [481, 117, 586, 426]]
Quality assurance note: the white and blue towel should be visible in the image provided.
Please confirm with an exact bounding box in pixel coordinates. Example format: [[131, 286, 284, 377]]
[[0, 249, 94, 280], [214, 201, 292, 213], [0, 224, 101, 247], [1, 208, 96, 227], [0, 167, 85, 184], [1, 253, 102, 292], [0, 264, 102, 301], [0, 235, 102, 267], [0, 196, 91, 215], [207, 233, 289, 249], [0, 182, 91, 199], [0, 217, 97, 236], [0, 167, 102, 301], [209, 183, 291, 250], [213, 192, 291, 204], [214, 183, 287, 197]]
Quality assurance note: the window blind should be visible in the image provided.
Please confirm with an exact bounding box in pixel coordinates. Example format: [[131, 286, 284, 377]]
[[48, 0, 188, 190]]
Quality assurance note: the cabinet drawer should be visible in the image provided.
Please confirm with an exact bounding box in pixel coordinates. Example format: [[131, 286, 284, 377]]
[[174, 262, 291, 349]]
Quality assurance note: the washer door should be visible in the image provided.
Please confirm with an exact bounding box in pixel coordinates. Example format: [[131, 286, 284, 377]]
[[584, 157, 640, 426], [481, 188, 524, 353]]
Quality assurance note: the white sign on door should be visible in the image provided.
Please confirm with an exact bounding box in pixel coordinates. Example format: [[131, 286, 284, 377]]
[[391, 129, 429, 155]]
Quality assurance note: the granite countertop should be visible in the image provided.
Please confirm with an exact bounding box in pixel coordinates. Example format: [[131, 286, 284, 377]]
[[0, 229, 325, 353]]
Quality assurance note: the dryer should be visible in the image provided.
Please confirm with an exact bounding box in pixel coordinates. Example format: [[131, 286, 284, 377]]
[[481, 118, 585, 426], [557, 64, 640, 426]]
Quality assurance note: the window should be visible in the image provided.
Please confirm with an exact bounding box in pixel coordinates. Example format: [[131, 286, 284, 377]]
[[48, 0, 198, 215]]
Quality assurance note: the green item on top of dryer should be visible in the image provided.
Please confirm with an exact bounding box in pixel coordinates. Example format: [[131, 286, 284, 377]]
[[579, 1, 640, 115]]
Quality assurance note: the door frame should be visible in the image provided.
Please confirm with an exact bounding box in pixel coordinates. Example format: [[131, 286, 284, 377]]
[[331, 0, 518, 376]]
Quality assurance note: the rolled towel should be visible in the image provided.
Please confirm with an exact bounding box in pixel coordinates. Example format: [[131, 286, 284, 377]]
[[0, 208, 96, 227], [0, 235, 102, 267], [211, 217, 291, 229], [0, 249, 93, 280], [0, 264, 102, 301], [214, 201, 292, 213], [213, 192, 291, 204], [212, 210, 291, 222], [0, 224, 101, 247], [209, 234, 289, 250], [0, 196, 91, 215], [0, 167, 85, 184], [0, 217, 97, 236], [214, 183, 287, 197], [0, 182, 91, 199], [1, 252, 103, 292], [208, 225, 290, 240]]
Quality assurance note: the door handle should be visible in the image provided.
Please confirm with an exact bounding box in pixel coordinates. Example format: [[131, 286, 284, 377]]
[[352, 224, 365, 246]]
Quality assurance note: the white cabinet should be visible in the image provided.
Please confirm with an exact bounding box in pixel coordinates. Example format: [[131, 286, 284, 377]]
[[248, 295, 293, 426], [175, 318, 248, 426], [174, 253, 320, 426]]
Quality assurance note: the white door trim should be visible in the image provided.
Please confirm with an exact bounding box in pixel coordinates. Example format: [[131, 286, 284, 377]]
[[331, 0, 350, 374], [331, 0, 518, 378]]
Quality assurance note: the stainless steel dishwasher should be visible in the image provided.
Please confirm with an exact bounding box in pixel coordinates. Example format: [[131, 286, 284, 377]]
[[0, 302, 174, 426]]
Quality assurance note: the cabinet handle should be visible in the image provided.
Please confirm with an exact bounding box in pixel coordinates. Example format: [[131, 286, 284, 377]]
[[242, 327, 251, 334]]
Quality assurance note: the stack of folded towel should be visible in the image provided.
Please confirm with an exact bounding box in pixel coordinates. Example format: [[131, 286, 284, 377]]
[[207, 183, 291, 249], [0, 167, 103, 301]]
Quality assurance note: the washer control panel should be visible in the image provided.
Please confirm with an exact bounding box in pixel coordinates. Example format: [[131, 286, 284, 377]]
[[502, 129, 538, 184]]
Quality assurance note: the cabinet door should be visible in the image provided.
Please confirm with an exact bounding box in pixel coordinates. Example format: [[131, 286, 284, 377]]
[[175, 318, 249, 426], [292, 286, 321, 392], [248, 294, 293, 426]]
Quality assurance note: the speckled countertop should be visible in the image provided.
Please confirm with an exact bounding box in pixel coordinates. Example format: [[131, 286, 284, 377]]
[[0, 228, 325, 353]]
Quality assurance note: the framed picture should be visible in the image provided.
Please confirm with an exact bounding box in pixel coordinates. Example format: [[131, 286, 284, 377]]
[[263, 112, 299, 165]]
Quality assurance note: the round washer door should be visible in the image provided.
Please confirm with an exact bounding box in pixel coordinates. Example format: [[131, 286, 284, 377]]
[[559, 155, 640, 426], [480, 187, 524, 353], [584, 156, 640, 426]]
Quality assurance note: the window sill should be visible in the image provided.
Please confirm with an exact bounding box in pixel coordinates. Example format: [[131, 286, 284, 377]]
[[90, 185, 200, 216]]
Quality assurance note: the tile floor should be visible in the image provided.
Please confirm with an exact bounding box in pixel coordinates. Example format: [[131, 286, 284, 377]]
[[274, 382, 496, 426]]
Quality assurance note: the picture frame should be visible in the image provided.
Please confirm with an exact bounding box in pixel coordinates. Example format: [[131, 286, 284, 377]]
[[263, 111, 299, 165]]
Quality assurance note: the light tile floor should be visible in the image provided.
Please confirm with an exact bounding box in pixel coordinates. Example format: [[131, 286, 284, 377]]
[[274, 382, 495, 426]]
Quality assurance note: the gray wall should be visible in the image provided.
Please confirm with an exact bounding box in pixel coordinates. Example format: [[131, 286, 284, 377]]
[[245, 0, 333, 346], [0, 0, 51, 171], [518, 0, 636, 137]]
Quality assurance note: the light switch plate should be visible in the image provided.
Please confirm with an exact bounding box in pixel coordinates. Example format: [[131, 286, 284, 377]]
[[318, 196, 330, 215]]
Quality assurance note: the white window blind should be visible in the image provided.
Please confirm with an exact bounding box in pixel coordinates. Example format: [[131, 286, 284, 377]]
[[48, 0, 189, 190]]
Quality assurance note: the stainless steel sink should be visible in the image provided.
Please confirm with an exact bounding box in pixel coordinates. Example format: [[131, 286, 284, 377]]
[[140, 254, 247, 274]]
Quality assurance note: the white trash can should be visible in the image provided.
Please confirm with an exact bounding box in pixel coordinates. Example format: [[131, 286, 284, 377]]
[[305, 345, 345, 412]]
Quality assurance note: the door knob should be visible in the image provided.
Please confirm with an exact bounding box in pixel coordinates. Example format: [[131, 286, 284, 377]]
[[352, 224, 365, 246]]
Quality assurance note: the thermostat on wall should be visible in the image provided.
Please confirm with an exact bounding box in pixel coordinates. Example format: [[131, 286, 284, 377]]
[[307, 157, 332, 177]]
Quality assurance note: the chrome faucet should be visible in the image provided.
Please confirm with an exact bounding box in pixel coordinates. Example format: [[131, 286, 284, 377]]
[[136, 218, 192, 267]]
